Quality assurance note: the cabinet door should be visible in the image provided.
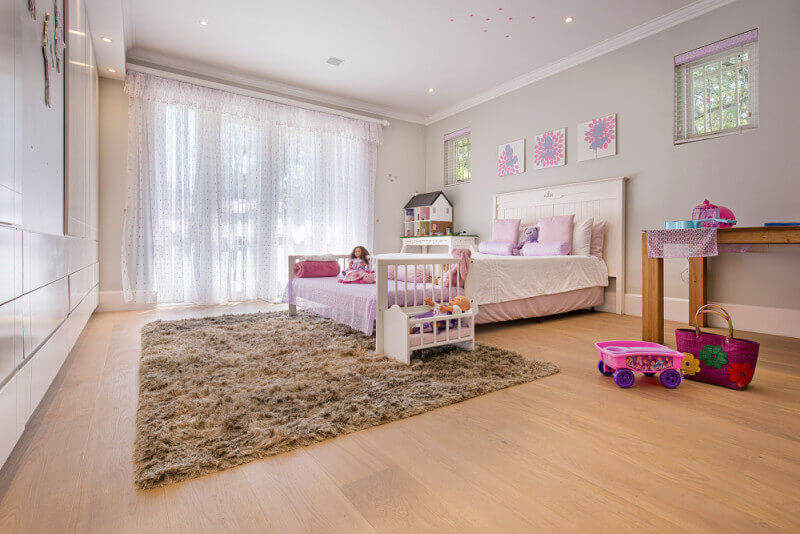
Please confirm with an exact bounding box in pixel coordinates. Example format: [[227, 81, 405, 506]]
[[66, 0, 87, 237]]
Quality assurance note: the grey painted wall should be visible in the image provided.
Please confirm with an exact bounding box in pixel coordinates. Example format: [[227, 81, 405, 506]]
[[425, 0, 800, 309], [97, 78, 426, 294]]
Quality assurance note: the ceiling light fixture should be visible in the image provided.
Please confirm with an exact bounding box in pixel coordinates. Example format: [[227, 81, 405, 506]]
[[101, 36, 112, 43], [564, 16, 574, 23], [326, 56, 344, 66], [428, 88, 434, 93], [68, 29, 85, 36], [108, 68, 116, 73], [199, 20, 209, 26]]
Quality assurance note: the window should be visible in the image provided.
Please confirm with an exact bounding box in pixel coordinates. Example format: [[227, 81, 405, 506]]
[[444, 127, 471, 185], [674, 29, 758, 143]]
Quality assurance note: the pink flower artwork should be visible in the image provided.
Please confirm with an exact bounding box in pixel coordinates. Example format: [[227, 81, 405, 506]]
[[498, 139, 525, 177], [533, 129, 565, 169], [578, 113, 617, 161]]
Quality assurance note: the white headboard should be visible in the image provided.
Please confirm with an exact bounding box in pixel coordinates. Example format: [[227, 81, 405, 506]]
[[493, 177, 627, 314]]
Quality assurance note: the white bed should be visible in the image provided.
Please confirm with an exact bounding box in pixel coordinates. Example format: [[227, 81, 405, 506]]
[[285, 177, 627, 355]]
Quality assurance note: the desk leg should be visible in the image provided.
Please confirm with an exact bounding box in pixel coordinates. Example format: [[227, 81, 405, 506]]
[[642, 233, 664, 343], [688, 257, 707, 327]]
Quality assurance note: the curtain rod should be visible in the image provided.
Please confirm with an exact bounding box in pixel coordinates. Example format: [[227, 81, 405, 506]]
[[125, 62, 390, 127]]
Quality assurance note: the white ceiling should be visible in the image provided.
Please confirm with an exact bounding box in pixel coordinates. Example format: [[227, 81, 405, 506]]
[[88, 0, 734, 123]]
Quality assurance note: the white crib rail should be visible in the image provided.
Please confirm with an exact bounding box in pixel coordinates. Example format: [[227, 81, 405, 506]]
[[375, 255, 475, 354]]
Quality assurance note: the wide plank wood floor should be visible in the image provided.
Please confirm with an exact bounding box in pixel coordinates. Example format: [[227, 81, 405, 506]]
[[0, 303, 798, 533]]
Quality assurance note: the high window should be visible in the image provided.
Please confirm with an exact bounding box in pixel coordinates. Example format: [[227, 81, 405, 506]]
[[674, 29, 758, 143], [444, 128, 471, 186]]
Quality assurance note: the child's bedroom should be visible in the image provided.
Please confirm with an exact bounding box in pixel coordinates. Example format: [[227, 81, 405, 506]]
[[1, 0, 799, 530]]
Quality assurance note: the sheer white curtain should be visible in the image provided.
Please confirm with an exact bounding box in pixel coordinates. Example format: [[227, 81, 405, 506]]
[[122, 72, 381, 304]]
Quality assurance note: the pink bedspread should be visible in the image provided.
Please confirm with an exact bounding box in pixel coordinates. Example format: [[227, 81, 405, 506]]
[[283, 277, 464, 335]]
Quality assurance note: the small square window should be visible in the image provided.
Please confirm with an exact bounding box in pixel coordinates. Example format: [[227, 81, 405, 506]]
[[674, 30, 758, 143]]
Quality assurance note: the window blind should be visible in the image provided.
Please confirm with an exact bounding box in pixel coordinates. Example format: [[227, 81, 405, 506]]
[[674, 30, 759, 143], [444, 127, 471, 186]]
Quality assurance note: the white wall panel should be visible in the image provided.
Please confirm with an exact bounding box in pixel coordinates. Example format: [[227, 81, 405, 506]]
[[0, 375, 18, 468], [0, 0, 14, 197], [16, 0, 65, 235], [68, 263, 96, 311], [0, 297, 24, 384], [0, 226, 22, 304], [23, 277, 69, 359], [23, 231, 67, 293]]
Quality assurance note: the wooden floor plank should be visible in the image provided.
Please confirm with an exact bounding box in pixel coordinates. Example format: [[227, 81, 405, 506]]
[[0, 305, 798, 532]]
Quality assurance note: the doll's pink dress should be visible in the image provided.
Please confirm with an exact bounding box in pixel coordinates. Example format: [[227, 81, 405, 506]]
[[338, 258, 375, 284]]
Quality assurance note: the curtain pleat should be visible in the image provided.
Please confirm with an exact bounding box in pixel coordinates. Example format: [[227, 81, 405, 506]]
[[122, 72, 380, 305]]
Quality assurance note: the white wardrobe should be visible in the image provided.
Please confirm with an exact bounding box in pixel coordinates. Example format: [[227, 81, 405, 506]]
[[0, 0, 99, 468]]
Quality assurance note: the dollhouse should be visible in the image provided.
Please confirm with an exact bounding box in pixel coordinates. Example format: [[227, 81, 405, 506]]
[[403, 191, 453, 237]]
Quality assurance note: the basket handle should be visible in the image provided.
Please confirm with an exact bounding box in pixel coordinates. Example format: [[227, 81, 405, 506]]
[[693, 304, 733, 340]]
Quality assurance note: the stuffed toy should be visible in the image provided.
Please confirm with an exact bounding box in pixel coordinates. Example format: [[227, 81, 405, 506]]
[[410, 297, 471, 334], [513, 226, 539, 255]]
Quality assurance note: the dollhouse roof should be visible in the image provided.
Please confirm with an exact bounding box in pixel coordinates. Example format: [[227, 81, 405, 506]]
[[403, 191, 452, 209]]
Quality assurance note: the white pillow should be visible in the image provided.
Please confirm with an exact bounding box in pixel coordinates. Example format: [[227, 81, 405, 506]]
[[571, 217, 594, 256]]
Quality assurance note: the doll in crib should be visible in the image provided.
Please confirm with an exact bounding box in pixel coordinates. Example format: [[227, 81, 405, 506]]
[[339, 245, 376, 284]]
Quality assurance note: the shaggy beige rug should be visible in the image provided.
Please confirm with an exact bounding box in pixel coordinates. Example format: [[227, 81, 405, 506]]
[[135, 311, 559, 489]]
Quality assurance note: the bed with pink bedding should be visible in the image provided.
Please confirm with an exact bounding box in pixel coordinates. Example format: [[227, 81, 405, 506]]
[[284, 252, 608, 335], [284, 275, 464, 335]]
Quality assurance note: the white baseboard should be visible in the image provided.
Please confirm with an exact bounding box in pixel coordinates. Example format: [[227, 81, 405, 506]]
[[97, 290, 156, 312], [624, 293, 800, 339]]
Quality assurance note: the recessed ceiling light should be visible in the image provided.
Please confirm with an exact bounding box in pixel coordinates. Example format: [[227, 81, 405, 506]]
[[68, 29, 85, 36], [564, 16, 574, 23], [326, 56, 344, 67], [101, 36, 112, 43], [428, 88, 434, 93], [108, 68, 116, 73], [199, 20, 209, 26]]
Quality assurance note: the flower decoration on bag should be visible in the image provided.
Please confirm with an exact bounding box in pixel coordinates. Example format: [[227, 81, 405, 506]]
[[680, 353, 702, 376], [697, 345, 728, 369], [727, 362, 754, 388]]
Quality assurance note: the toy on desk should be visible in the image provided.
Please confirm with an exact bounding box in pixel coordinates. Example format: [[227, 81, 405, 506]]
[[409, 296, 471, 334], [595, 340, 685, 389], [692, 200, 736, 228]]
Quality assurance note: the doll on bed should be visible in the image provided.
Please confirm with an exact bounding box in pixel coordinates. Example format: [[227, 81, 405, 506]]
[[512, 226, 539, 256], [409, 296, 471, 334], [339, 245, 376, 284]]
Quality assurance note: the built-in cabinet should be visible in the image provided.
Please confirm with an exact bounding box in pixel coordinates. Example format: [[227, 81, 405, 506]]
[[0, 0, 99, 469]]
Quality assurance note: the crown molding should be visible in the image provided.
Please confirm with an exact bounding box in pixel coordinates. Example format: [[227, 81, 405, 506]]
[[423, 0, 737, 125], [125, 48, 428, 125]]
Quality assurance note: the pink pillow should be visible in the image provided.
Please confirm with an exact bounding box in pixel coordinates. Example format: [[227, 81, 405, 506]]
[[387, 264, 431, 283], [537, 215, 574, 251], [591, 221, 606, 259], [478, 240, 515, 256], [294, 261, 340, 278], [520, 241, 571, 256], [492, 219, 521, 242]]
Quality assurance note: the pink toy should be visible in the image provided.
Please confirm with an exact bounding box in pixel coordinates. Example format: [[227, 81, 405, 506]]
[[595, 340, 685, 389], [513, 226, 539, 255], [692, 200, 736, 228]]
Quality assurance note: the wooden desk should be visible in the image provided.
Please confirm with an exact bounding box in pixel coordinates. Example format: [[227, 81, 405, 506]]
[[642, 226, 800, 342]]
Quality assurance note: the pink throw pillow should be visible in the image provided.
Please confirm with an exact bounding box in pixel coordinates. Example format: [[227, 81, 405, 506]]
[[387, 264, 431, 283], [590, 221, 606, 259], [492, 219, 521, 242], [294, 261, 341, 278], [537, 215, 574, 251], [520, 241, 571, 256], [478, 240, 516, 256]]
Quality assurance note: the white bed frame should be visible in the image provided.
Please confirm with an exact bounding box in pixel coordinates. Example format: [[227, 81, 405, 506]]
[[493, 176, 627, 314]]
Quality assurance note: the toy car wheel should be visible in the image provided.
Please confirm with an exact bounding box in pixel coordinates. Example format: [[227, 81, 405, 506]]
[[660, 369, 681, 389], [613, 369, 635, 388], [644, 372, 656, 377], [597, 360, 613, 376]]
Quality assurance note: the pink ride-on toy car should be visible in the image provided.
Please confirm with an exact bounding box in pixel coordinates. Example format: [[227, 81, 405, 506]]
[[595, 340, 685, 389]]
